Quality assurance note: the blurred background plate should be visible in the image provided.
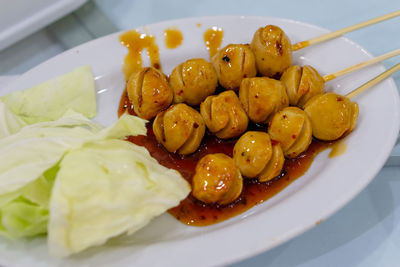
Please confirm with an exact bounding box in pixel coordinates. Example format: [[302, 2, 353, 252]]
[[0, 0, 87, 50]]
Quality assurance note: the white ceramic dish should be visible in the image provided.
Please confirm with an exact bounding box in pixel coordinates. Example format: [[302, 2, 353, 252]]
[[0, 16, 399, 267]]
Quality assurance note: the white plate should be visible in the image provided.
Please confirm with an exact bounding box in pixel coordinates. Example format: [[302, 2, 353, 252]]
[[1, 16, 399, 267]]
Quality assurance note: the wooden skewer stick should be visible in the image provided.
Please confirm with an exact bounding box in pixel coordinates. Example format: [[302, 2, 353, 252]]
[[346, 62, 400, 99], [292, 10, 400, 51], [323, 48, 400, 82]]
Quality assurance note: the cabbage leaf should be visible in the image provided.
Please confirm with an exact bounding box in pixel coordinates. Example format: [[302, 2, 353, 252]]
[[0, 101, 26, 139], [48, 139, 190, 257], [1, 66, 96, 124], [0, 113, 146, 239]]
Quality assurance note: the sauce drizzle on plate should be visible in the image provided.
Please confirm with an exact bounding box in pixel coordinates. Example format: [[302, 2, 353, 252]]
[[164, 28, 183, 49], [203, 27, 224, 59], [120, 30, 161, 80]]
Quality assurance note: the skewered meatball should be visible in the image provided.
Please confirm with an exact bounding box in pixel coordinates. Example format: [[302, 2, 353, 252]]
[[268, 107, 312, 158], [239, 77, 289, 123], [192, 153, 243, 205], [170, 58, 218, 106], [212, 44, 257, 91], [200, 90, 248, 139], [304, 93, 359, 141], [127, 67, 173, 120], [250, 25, 292, 78], [233, 132, 284, 182], [153, 103, 205, 155], [280, 65, 325, 107]]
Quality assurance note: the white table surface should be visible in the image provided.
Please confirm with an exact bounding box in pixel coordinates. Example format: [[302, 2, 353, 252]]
[[0, 1, 399, 266]]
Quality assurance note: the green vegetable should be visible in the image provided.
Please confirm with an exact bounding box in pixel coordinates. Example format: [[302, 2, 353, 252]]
[[48, 139, 190, 257], [0, 165, 58, 239], [0, 102, 26, 138], [0, 112, 147, 239], [1, 66, 96, 124], [0, 111, 102, 195], [0, 65, 188, 257]]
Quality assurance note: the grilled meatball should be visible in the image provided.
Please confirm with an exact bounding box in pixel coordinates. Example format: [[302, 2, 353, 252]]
[[268, 107, 312, 158], [127, 67, 173, 120], [239, 77, 288, 123], [233, 131, 284, 182], [192, 153, 243, 205], [212, 44, 257, 91], [170, 58, 218, 106], [250, 25, 292, 78], [153, 103, 205, 155], [280, 65, 325, 107], [304, 93, 359, 141], [200, 90, 248, 139]]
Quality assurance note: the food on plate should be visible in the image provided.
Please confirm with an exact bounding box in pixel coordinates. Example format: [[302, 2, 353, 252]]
[[1, 66, 96, 124], [192, 153, 243, 204], [118, 22, 365, 225], [0, 102, 26, 138], [169, 58, 218, 105], [153, 103, 205, 155], [0, 164, 57, 239], [0, 66, 193, 258], [233, 131, 284, 181], [280, 65, 325, 107], [48, 139, 190, 257], [200, 90, 248, 139], [304, 92, 359, 141], [127, 67, 173, 120], [268, 107, 313, 158], [239, 77, 289, 123], [0, 112, 146, 239], [250, 25, 292, 77], [212, 44, 257, 91]]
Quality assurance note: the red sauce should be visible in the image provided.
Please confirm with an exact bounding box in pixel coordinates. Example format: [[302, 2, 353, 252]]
[[119, 91, 333, 226]]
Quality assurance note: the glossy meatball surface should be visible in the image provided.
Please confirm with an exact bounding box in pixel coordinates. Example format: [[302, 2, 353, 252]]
[[239, 77, 288, 123], [268, 107, 312, 158], [250, 25, 292, 78], [212, 44, 257, 91], [153, 103, 205, 155], [304, 93, 359, 141], [233, 131, 272, 178], [192, 153, 243, 205], [200, 90, 249, 139], [170, 58, 218, 106], [127, 67, 173, 120], [258, 142, 285, 182], [280, 65, 325, 107]]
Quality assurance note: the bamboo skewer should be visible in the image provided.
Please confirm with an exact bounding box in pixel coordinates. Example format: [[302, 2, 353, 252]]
[[291, 10, 400, 51], [345, 63, 400, 99], [323, 48, 400, 82]]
